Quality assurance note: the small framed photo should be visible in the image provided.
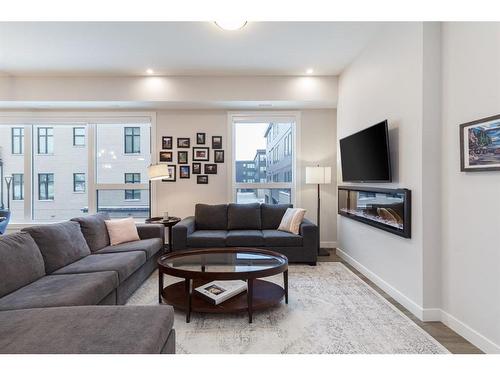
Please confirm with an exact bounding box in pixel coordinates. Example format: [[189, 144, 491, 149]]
[[161, 165, 176, 182], [179, 165, 190, 179], [197, 175, 208, 184], [192, 162, 202, 174], [159, 151, 173, 162], [193, 147, 210, 161], [196, 133, 206, 145], [212, 136, 223, 149], [162, 136, 173, 149], [177, 138, 191, 148], [214, 150, 224, 163], [178, 151, 188, 164], [204, 163, 217, 174], [460, 114, 500, 172]]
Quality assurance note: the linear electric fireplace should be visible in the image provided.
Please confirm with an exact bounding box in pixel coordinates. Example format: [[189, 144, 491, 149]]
[[338, 186, 411, 238]]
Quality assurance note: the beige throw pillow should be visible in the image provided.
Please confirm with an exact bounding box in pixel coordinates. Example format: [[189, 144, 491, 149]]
[[278, 208, 306, 235], [104, 217, 140, 246]]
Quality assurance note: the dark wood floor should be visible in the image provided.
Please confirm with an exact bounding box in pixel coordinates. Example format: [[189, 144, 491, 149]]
[[318, 249, 483, 354]]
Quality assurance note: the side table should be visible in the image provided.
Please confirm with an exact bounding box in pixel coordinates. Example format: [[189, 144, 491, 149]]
[[145, 216, 181, 252]]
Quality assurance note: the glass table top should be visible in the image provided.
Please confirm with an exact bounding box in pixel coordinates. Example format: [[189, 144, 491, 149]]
[[159, 250, 287, 273]]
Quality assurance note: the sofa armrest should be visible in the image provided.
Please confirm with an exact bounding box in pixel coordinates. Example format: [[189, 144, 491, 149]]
[[172, 216, 196, 251], [136, 224, 165, 243], [299, 218, 318, 251]]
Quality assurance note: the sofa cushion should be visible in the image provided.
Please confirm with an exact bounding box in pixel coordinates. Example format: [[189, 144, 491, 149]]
[[97, 238, 163, 260], [226, 230, 264, 247], [261, 203, 293, 229], [262, 230, 303, 247], [52, 251, 146, 283], [71, 212, 111, 252], [0, 305, 175, 354], [0, 233, 46, 298], [23, 221, 91, 274], [227, 203, 261, 230], [0, 272, 118, 311], [187, 230, 227, 248], [195, 204, 228, 230]]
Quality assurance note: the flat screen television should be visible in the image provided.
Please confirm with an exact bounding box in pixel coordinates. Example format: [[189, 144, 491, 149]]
[[339, 120, 392, 182]]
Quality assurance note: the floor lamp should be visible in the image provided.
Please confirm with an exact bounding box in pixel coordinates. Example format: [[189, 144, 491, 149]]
[[305, 166, 331, 256], [147, 164, 171, 218]]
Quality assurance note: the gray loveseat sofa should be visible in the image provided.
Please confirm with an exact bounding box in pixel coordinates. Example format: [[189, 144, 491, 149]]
[[0, 213, 175, 354], [172, 203, 318, 264]]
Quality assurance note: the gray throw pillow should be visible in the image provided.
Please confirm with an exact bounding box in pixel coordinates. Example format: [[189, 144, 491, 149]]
[[195, 204, 228, 230], [23, 221, 91, 274], [227, 203, 261, 230], [71, 212, 110, 252], [0, 232, 46, 298]]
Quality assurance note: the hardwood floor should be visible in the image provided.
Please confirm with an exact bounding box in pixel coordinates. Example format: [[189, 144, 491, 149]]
[[318, 248, 483, 354]]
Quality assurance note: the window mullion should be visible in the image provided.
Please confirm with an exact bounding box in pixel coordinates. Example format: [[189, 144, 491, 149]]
[[23, 125, 32, 221], [87, 124, 97, 214]]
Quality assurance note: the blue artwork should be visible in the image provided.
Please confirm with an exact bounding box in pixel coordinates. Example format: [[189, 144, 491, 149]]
[[461, 115, 500, 171]]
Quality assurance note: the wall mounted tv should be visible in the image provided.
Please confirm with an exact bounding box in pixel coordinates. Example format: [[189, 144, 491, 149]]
[[339, 120, 392, 182]]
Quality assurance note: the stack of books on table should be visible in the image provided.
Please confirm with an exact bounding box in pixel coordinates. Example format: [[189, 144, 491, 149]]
[[194, 280, 247, 305]]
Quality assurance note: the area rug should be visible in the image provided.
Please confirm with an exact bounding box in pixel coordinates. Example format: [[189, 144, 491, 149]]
[[126, 262, 449, 354]]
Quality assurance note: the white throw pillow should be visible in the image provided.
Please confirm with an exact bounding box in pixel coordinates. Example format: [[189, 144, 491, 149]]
[[278, 208, 306, 235], [104, 217, 140, 246]]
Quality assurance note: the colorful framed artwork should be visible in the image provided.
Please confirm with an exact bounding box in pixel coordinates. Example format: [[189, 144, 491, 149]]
[[214, 150, 224, 163], [161, 165, 176, 182], [179, 165, 190, 179], [460, 114, 500, 172], [159, 151, 173, 162], [193, 147, 210, 161], [177, 138, 191, 148], [178, 151, 188, 164]]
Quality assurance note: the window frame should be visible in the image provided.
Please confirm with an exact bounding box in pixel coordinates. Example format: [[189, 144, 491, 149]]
[[0, 112, 156, 225], [73, 127, 86, 147], [38, 173, 54, 201], [11, 127, 24, 154], [124, 172, 141, 201], [12, 173, 24, 200], [73, 173, 86, 193], [227, 111, 301, 207], [124, 126, 141, 154], [37, 127, 54, 154]]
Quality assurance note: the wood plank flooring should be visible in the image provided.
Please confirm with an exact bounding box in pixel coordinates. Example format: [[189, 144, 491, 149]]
[[318, 248, 483, 354]]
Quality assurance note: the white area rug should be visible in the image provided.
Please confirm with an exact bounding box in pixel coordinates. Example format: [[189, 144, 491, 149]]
[[127, 262, 449, 354]]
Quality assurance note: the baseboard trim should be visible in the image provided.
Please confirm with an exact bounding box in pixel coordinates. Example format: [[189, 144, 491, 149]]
[[336, 247, 426, 320], [337, 247, 500, 354], [440, 310, 500, 354], [320, 241, 337, 248]]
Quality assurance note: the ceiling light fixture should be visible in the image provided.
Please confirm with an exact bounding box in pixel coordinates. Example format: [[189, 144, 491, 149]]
[[214, 20, 247, 31], [306, 68, 314, 75], [146, 68, 154, 75]]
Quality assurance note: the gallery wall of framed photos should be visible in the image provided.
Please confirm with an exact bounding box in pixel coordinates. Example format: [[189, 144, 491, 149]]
[[159, 132, 225, 184]]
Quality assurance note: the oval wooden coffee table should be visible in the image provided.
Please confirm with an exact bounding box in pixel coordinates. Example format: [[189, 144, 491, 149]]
[[158, 248, 288, 323]]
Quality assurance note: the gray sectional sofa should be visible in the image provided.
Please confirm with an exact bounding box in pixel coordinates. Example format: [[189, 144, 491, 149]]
[[0, 213, 175, 354], [172, 203, 318, 264]]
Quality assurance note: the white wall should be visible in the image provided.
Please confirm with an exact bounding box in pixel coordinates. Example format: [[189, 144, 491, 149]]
[[154, 109, 337, 245], [336, 23, 427, 315], [441, 22, 500, 353]]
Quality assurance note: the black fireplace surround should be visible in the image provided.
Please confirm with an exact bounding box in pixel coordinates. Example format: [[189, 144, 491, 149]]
[[338, 186, 411, 238]]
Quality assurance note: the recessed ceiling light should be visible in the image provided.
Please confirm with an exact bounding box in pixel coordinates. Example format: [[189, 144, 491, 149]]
[[146, 68, 154, 75], [214, 20, 247, 31], [306, 68, 314, 75]]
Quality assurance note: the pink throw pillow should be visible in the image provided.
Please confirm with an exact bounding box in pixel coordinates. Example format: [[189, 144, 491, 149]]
[[104, 218, 140, 246]]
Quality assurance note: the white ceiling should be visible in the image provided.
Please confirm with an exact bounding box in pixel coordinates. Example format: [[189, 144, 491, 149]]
[[0, 22, 382, 76]]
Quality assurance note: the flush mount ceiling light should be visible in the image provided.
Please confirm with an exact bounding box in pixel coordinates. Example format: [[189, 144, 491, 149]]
[[214, 20, 247, 31], [146, 68, 154, 75], [306, 68, 314, 75]]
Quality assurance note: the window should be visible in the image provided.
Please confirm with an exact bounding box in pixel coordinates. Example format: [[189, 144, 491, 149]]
[[38, 173, 54, 200], [124, 127, 140, 154], [232, 117, 296, 205], [12, 174, 24, 200], [73, 127, 86, 146], [73, 173, 86, 192], [124, 173, 141, 200], [38, 127, 54, 154], [11, 127, 24, 154]]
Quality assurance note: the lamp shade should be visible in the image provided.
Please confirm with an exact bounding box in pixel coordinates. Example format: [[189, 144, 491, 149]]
[[305, 166, 332, 184], [147, 164, 170, 181]]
